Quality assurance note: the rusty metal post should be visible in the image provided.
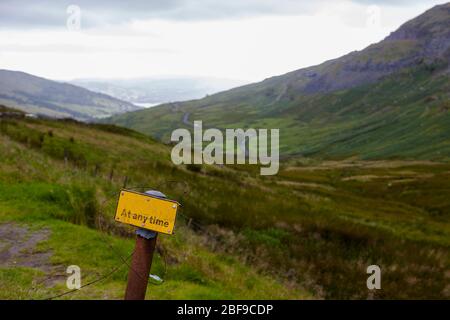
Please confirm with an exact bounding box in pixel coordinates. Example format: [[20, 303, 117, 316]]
[[124, 233, 158, 300], [124, 190, 166, 300]]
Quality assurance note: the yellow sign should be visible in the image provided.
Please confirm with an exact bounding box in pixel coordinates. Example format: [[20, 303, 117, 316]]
[[115, 189, 179, 235]]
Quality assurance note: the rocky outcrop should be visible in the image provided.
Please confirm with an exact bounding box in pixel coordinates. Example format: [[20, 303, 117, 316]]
[[262, 3, 450, 96]]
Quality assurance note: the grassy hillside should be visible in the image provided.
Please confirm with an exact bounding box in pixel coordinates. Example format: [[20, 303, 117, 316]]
[[0, 115, 307, 299], [107, 66, 450, 159], [0, 113, 449, 299], [0, 70, 140, 121]]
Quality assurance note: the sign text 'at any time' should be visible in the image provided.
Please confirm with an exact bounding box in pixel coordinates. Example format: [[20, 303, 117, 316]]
[[115, 190, 179, 235]]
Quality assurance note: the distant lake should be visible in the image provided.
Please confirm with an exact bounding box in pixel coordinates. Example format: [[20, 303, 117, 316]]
[[133, 102, 162, 108]]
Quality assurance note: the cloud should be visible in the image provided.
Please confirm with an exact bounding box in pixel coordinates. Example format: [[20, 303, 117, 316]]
[[0, 0, 326, 29], [1, 0, 443, 81], [1, 0, 445, 29]]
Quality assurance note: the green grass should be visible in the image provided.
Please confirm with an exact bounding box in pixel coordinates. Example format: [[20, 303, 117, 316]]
[[0, 120, 309, 300], [0, 115, 448, 299]]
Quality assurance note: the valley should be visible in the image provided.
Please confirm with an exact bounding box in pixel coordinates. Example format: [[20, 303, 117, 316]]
[[106, 4, 450, 160]]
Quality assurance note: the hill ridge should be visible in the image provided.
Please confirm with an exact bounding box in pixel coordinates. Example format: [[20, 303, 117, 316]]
[[0, 69, 141, 121]]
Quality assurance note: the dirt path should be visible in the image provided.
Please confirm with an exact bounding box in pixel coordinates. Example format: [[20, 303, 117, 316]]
[[0, 223, 53, 271]]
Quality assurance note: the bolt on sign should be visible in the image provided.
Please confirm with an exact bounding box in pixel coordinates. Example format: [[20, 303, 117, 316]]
[[115, 189, 179, 235]]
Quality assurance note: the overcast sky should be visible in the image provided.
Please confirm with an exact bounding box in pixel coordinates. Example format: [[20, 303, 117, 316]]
[[0, 0, 446, 82]]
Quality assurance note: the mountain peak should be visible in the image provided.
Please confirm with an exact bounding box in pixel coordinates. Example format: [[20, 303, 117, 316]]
[[385, 3, 450, 60], [386, 3, 450, 41]]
